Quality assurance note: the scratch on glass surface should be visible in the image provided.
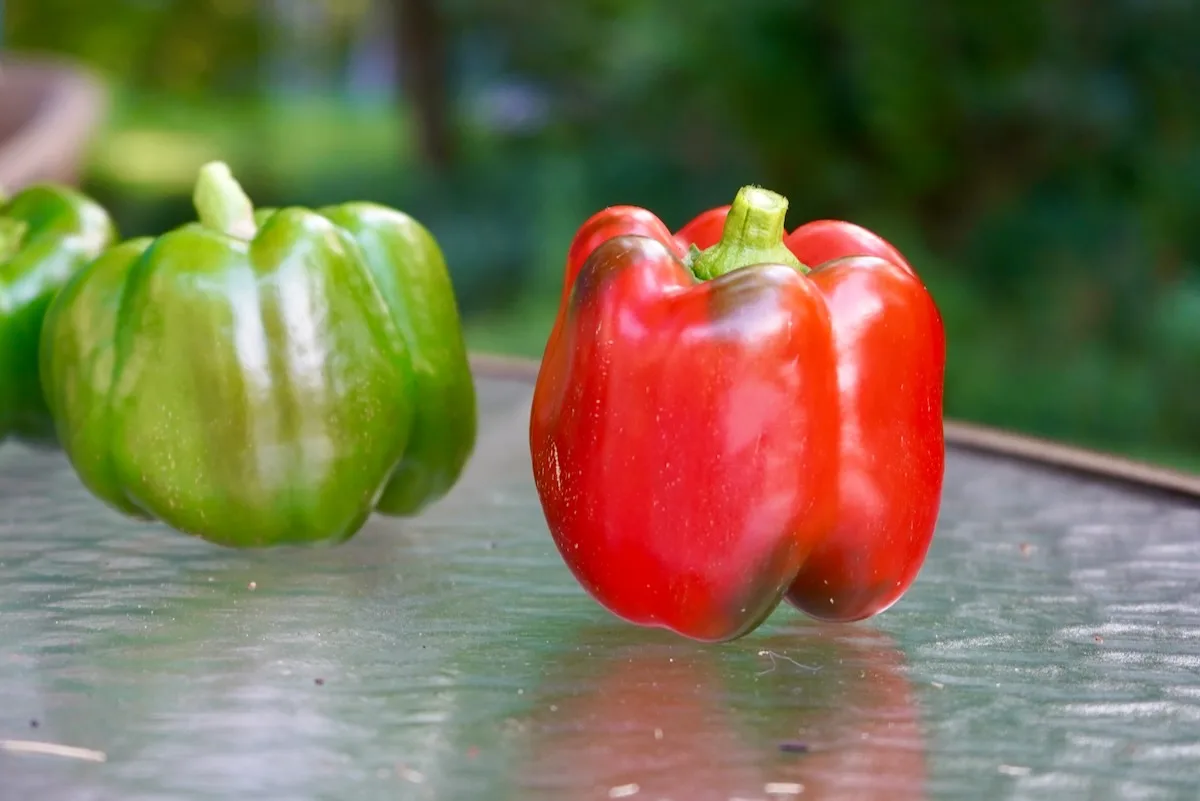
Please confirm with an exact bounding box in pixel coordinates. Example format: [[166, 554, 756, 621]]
[[397, 764, 425, 783], [756, 650, 819, 675], [0, 739, 107, 762], [997, 765, 1032, 777]]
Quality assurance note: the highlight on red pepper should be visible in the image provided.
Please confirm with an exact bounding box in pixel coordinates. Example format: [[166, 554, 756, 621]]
[[529, 184, 946, 642]]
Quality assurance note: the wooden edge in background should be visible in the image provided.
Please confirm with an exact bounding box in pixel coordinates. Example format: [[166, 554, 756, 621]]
[[470, 352, 540, 383], [469, 352, 1200, 502], [942, 420, 1200, 502]]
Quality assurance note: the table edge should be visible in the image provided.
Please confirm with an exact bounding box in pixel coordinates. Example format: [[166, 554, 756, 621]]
[[468, 352, 1200, 503]]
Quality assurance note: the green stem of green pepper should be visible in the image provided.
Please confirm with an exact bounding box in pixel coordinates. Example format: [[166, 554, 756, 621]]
[[193, 161, 258, 241], [0, 218, 29, 263], [689, 185, 807, 280]]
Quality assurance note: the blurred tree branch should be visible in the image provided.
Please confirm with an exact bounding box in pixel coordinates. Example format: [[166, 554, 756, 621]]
[[395, 0, 454, 171]]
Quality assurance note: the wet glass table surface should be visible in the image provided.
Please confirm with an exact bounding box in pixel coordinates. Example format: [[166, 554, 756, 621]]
[[2, 364, 1199, 801]]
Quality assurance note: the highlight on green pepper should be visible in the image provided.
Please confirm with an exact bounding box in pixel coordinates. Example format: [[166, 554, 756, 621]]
[[0, 182, 117, 443], [39, 161, 477, 548]]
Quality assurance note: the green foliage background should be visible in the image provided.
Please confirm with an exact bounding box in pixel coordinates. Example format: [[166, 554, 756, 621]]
[[5, 0, 1199, 469]]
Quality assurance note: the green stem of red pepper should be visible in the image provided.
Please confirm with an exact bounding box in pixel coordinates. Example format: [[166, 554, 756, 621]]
[[193, 161, 258, 241], [688, 186, 807, 280], [0, 218, 29, 263]]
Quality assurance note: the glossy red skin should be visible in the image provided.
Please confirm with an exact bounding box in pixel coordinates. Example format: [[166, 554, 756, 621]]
[[788, 254, 944, 621], [531, 233, 840, 642], [673, 205, 730, 251], [561, 206, 686, 308], [679, 208, 946, 622], [533, 204, 944, 637]]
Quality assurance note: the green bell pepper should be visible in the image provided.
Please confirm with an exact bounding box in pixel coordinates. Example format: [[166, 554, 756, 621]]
[[40, 162, 477, 547], [0, 183, 116, 442]]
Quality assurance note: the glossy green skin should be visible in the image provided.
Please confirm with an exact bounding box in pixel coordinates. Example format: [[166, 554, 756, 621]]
[[41, 203, 477, 547], [315, 204, 477, 515], [0, 185, 116, 441]]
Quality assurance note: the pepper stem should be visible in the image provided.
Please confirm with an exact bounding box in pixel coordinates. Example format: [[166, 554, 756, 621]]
[[0, 218, 28, 263], [193, 161, 258, 240], [689, 185, 806, 280]]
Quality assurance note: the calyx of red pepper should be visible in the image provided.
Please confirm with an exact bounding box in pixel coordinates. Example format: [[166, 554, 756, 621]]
[[688, 185, 807, 280], [0, 218, 29, 264], [193, 161, 259, 241]]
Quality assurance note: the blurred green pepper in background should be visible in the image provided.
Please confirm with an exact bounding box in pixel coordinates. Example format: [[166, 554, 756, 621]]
[[0, 183, 116, 442], [40, 162, 476, 547]]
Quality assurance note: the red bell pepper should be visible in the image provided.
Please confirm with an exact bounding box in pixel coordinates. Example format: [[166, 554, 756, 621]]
[[530, 185, 945, 642]]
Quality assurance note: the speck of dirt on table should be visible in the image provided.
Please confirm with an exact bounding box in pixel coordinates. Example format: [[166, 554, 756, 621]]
[[1094, 635, 1104, 643], [28, 719, 38, 729], [314, 678, 325, 686], [778, 740, 809, 754]]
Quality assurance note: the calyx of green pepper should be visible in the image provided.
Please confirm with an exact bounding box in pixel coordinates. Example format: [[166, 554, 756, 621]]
[[193, 161, 259, 241], [688, 185, 807, 280]]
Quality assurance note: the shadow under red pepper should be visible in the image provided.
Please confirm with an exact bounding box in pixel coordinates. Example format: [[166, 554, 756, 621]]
[[514, 622, 928, 800]]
